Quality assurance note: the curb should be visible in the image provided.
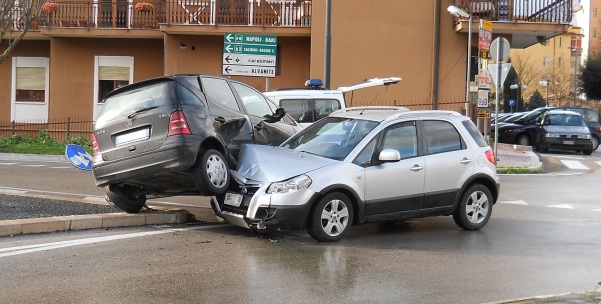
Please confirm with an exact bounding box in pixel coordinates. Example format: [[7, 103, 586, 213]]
[[0, 153, 68, 163], [0, 208, 190, 237]]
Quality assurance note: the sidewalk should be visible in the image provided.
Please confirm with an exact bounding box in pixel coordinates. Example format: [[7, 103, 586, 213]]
[[495, 143, 543, 171]]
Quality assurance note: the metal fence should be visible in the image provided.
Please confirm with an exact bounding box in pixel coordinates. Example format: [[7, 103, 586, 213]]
[[0, 117, 94, 142]]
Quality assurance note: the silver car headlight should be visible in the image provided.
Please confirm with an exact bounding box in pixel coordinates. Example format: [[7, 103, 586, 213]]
[[545, 133, 560, 138], [267, 175, 312, 194], [578, 134, 591, 139]]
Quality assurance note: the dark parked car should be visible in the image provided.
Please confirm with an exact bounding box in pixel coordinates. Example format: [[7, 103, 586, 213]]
[[533, 109, 593, 155], [92, 75, 303, 213], [494, 106, 600, 150]]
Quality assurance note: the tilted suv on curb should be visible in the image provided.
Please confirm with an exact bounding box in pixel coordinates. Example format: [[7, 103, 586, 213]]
[[92, 74, 302, 213], [212, 107, 501, 242]]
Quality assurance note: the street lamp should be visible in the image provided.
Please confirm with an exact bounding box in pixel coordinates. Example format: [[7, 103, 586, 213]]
[[447, 5, 472, 118], [510, 83, 528, 111], [539, 79, 549, 106]]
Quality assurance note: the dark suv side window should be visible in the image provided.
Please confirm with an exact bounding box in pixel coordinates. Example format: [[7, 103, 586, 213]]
[[177, 84, 205, 107], [200, 77, 240, 111], [231, 82, 273, 118], [423, 120, 463, 154]]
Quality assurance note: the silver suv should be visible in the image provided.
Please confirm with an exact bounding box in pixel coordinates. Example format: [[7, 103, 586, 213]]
[[212, 107, 501, 242]]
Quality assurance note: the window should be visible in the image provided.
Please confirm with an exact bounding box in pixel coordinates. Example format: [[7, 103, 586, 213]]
[[594, 8, 598, 17], [280, 98, 340, 123], [559, 37, 562, 47], [543, 57, 551, 68], [593, 28, 597, 38], [15, 67, 46, 102], [423, 120, 463, 154], [178, 84, 205, 107], [200, 77, 240, 111], [558, 57, 562, 67], [381, 122, 418, 159], [231, 82, 273, 117], [98, 66, 130, 102]]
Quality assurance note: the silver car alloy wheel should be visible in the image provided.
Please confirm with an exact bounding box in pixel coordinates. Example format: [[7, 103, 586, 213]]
[[465, 190, 489, 224], [205, 154, 227, 188], [320, 199, 350, 236]]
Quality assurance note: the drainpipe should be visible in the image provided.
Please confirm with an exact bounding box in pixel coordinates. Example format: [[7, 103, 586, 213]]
[[432, 0, 441, 109]]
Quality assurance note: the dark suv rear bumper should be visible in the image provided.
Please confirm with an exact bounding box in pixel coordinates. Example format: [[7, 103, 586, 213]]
[[93, 136, 202, 187]]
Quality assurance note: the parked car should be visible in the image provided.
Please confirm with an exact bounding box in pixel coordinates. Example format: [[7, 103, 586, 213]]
[[554, 106, 600, 151], [92, 74, 303, 213], [494, 106, 600, 150], [263, 77, 401, 127], [533, 109, 593, 155], [212, 107, 500, 242]]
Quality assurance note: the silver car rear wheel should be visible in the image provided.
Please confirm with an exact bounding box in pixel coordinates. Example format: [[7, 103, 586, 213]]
[[308, 192, 353, 242], [453, 184, 493, 230]]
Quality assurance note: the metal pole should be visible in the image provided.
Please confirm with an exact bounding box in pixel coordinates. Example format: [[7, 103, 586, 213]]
[[465, 16, 472, 118], [324, 0, 332, 89]]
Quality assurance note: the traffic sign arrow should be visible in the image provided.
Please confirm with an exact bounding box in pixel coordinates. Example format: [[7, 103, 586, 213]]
[[225, 44, 233, 53], [225, 33, 234, 43], [225, 55, 232, 63], [224, 66, 232, 74]]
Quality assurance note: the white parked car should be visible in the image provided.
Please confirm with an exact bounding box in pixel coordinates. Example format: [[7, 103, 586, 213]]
[[212, 107, 501, 242]]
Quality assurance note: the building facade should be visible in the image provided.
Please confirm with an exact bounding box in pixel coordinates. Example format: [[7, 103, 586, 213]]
[[1, 0, 573, 124]]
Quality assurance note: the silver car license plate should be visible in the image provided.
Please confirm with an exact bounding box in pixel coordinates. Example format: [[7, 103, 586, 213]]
[[224, 193, 243, 207], [563, 140, 575, 145]]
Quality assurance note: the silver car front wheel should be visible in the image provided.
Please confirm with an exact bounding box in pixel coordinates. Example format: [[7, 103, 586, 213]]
[[308, 192, 353, 242], [453, 184, 493, 230]]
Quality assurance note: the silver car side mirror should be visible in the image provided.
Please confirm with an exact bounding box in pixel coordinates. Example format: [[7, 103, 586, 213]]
[[378, 149, 401, 162]]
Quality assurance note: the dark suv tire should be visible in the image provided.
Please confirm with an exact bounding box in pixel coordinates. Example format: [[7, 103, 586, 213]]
[[104, 185, 146, 213], [453, 184, 493, 230], [193, 149, 230, 195]]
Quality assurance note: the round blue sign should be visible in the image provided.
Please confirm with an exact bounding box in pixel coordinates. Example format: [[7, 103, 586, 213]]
[[65, 144, 94, 171]]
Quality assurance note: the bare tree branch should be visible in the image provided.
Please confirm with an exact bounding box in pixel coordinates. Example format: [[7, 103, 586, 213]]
[[1, 0, 45, 64]]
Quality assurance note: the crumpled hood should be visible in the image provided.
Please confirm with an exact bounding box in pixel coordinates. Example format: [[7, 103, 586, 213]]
[[542, 125, 590, 135], [235, 144, 338, 183]]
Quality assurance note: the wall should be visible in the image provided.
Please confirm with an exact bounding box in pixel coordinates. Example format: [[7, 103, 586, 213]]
[[49, 37, 164, 118]]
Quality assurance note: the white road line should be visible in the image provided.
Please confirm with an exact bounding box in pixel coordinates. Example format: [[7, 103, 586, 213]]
[[500, 200, 528, 205], [84, 196, 106, 202], [596, 161, 601, 167], [22, 165, 46, 167], [552, 155, 585, 160], [49, 166, 71, 169], [561, 160, 589, 170], [0, 163, 17, 165], [0, 186, 91, 197], [548, 204, 575, 209], [593, 209, 601, 212], [0, 225, 221, 258], [0, 189, 28, 194]]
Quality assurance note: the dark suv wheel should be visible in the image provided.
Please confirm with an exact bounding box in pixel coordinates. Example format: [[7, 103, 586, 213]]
[[104, 185, 147, 213], [193, 149, 230, 195]]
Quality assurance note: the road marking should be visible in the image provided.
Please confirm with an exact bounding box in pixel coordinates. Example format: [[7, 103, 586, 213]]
[[596, 161, 601, 167], [548, 204, 574, 209], [500, 200, 528, 205], [0, 188, 28, 194], [49, 166, 71, 169], [22, 165, 45, 167], [0, 163, 17, 165], [561, 160, 589, 170], [84, 196, 106, 202], [553, 155, 585, 160], [0, 225, 222, 258], [593, 209, 601, 212]]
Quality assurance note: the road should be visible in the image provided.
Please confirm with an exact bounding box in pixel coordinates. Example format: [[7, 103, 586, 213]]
[[0, 151, 600, 303]]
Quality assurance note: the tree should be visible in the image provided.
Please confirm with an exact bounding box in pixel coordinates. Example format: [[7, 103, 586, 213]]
[[579, 56, 601, 100], [507, 52, 542, 104], [528, 90, 546, 109], [0, 0, 45, 64]]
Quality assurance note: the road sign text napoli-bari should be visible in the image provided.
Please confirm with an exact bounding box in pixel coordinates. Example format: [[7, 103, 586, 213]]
[[223, 33, 278, 77]]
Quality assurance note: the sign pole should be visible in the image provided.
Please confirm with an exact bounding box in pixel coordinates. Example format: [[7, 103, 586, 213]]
[[494, 40, 502, 160]]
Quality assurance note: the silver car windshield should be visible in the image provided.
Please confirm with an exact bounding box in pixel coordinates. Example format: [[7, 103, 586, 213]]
[[282, 117, 378, 160]]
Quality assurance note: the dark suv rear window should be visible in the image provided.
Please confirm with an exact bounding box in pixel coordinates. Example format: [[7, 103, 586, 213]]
[[97, 81, 175, 124]]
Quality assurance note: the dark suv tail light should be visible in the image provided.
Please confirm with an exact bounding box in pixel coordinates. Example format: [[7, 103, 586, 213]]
[[91, 134, 100, 156], [485, 149, 496, 165], [168, 111, 192, 136]]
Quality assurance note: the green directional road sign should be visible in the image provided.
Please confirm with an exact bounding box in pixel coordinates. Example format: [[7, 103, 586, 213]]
[[223, 32, 278, 78]]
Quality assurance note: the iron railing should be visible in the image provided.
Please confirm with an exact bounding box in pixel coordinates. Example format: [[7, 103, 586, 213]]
[[0, 117, 93, 142], [6, 0, 311, 30], [452, 0, 572, 23]]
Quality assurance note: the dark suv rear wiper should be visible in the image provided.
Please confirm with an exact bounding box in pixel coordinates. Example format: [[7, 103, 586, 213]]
[[127, 106, 158, 119]]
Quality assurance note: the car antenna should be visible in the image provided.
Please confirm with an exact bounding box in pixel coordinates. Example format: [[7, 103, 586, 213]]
[[360, 93, 380, 115]]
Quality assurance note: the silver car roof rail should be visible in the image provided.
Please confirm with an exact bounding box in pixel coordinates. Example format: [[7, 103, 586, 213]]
[[331, 106, 410, 115]]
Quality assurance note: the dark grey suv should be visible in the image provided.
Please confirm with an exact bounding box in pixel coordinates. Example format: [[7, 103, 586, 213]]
[[92, 75, 302, 213]]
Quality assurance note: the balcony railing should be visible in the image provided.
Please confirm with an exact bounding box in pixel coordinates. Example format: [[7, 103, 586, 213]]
[[452, 0, 572, 23], [6, 0, 311, 30]]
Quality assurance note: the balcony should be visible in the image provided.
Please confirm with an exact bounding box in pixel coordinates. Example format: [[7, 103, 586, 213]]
[[4, 0, 311, 38], [450, 0, 573, 48]]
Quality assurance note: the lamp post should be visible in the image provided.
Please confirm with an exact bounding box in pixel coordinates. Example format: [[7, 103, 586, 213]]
[[539, 79, 548, 106], [447, 5, 472, 118]]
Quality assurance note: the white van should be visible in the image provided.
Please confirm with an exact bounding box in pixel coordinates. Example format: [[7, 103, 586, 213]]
[[263, 77, 401, 127]]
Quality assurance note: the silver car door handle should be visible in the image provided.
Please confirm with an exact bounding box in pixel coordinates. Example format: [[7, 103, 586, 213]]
[[460, 157, 472, 164], [410, 164, 423, 172]]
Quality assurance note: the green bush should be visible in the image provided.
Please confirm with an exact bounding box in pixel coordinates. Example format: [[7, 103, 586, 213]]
[[0, 130, 92, 155]]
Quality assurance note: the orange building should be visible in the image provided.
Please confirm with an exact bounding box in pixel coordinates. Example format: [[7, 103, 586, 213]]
[[0, 0, 573, 124]]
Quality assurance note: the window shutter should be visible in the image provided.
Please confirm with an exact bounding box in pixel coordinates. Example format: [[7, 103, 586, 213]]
[[99, 66, 130, 81], [16, 67, 46, 90]]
